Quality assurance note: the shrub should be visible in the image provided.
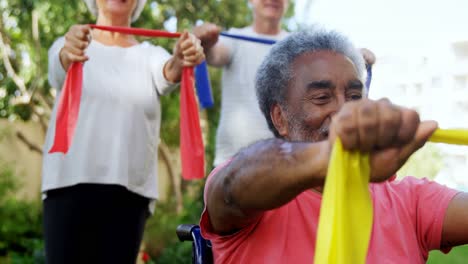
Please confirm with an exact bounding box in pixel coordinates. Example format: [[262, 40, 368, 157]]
[[0, 163, 44, 263]]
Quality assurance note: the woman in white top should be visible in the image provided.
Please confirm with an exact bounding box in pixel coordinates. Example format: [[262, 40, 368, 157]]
[[42, 0, 204, 263]]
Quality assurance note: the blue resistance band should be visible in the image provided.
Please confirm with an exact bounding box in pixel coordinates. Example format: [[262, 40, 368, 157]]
[[366, 64, 372, 91], [219, 32, 277, 45]]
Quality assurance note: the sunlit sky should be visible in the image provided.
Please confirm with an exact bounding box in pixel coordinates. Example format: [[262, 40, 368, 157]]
[[294, 0, 468, 57]]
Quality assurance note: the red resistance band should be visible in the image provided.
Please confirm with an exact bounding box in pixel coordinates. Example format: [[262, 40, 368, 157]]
[[49, 25, 205, 180]]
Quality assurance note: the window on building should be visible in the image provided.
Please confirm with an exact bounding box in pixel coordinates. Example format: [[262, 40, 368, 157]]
[[456, 101, 468, 112], [398, 84, 407, 95], [454, 75, 467, 90], [431, 77, 442, 89], [414, 83, 423, 94]]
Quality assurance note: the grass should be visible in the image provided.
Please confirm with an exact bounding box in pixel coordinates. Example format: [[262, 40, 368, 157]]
[[427, 245, 468, 263]]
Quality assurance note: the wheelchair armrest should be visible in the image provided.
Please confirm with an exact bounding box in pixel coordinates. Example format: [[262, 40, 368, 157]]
[[176, 224, 213, 264], [176, 224, 197, 242]]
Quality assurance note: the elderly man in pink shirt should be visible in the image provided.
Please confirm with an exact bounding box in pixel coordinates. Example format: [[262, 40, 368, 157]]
[[199, 27, 468, 263]]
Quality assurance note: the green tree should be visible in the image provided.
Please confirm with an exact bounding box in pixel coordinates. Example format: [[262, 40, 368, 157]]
[[0, 162, 44, 263]]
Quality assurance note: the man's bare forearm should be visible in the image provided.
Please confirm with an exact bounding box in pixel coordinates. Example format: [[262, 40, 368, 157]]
[[222, 138, 329, 210], [208, 138, 329, 230], [205, 43, 231, 67]]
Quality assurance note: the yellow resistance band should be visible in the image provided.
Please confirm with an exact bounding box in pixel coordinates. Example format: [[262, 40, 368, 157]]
[[430, 129, 468, 145], [315, 128, 468, 264]]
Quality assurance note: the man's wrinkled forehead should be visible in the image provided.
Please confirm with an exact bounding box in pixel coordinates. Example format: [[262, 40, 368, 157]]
[[288, 50, 362, 89]]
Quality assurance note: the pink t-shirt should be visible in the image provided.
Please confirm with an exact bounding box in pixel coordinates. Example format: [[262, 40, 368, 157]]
[[200, 164, 459, 264]]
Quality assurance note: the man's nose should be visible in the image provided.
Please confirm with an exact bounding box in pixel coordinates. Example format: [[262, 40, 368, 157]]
[[329, 94, 346, 117], [337, 94, 347, 107]]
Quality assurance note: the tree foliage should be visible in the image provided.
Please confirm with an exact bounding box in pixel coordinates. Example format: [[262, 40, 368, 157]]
[[0, 162, 44, 263]]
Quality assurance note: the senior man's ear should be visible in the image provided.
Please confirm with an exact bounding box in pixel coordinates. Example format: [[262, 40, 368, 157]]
[[271, 104, 289, 138]]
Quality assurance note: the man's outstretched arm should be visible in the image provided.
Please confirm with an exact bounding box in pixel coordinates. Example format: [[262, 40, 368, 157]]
[[442, 192, 468, 248], [206, 139, 329, 234], [192, 23, 231, 67]]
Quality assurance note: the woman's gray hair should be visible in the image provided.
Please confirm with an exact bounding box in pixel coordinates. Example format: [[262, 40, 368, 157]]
[[256, 27, 367, 138], [83, 0, 147, 22]]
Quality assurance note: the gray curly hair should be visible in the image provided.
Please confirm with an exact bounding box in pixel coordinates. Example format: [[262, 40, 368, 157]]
[[256, 27, 367, 138], [83, 0, 147, 22]]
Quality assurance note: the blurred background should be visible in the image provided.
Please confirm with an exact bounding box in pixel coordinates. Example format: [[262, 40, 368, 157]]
[[0, 0, 466, 263]]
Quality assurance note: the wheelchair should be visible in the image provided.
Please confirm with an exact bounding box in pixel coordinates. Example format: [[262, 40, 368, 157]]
[[176, 224, 213, 264]]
